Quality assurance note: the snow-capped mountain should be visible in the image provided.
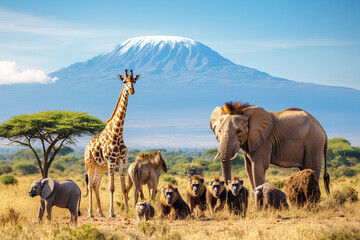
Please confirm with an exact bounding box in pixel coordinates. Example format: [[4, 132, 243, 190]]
[[1, 36, 360, 147]]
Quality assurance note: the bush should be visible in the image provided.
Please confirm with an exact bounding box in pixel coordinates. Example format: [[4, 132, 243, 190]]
[[52, 162, 65, 172], [0, 164, 12, 175], [60, 225, 106, 240], [181, 163, 204, 177], [163, 176, 178, 185], [192, 158, 211, 170], [335, 165, 357, 178], [332, 186, 358, 205], [0, 174, 18, 185], [208, 162, 221, 172], [13, 162, 38, 175]]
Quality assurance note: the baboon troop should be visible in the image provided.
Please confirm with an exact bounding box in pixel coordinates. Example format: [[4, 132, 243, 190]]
[[80, 149, 322, 226]]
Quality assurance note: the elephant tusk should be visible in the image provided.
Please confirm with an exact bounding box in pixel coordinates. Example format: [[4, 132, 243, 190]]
[[230, 152, 238, 160], [213, 152, 220, 161]]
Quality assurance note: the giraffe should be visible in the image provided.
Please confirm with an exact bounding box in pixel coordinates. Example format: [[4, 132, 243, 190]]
[[84, 69, 141, 218]]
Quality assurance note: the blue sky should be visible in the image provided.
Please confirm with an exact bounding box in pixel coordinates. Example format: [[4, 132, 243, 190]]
[[0, 0, 359, 88]]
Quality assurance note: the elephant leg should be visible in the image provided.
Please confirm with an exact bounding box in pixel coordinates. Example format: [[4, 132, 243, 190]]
[[38, 199, 45, 222], [244, 155, 255, 191], [251, 161, 266, 188], [250, 145, 271, 187]]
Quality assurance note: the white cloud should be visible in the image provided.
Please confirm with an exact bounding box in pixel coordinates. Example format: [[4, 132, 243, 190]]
[[0, 60, 58, 85]]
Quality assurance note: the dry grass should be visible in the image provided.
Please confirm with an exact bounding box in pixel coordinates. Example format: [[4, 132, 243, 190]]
[[0, 173, 359, 240]]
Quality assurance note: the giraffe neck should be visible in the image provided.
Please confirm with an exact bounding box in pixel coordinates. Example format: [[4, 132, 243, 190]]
[[106, 85, 129, 137]]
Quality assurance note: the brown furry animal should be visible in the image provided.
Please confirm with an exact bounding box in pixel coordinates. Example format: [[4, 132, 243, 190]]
[[127, 151, 167, 206], [284, 169, 321, 207], [227, 177, 248, 217], [136, 201, 155, 226], [186, 175, 207, 215], [206, 178, 227, 214], [254, 183, 289, 210], [159, 184, 190, 219]]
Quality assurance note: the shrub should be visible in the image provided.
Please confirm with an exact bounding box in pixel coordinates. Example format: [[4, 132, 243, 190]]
[[0, 164, 12, 175], [0, 174, 18, 185], [163, 176, 178, 185], [208, 162, 221, 172], [60, 225, 106, 240], [13, 162, 38, 175], [52, 162, 65, 172], [332, 186, 358, 205], [182, 163, 204, 177], [192, 158, 211, 170], [335, 165, 357, 178]]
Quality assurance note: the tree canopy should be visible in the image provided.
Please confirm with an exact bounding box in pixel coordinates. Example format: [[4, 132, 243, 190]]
[[0, 111, 105, 177]]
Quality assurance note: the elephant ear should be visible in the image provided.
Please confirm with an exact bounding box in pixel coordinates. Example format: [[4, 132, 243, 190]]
[[41, 178, 55, 199], [210, 107, 224, 142], [244, 107, 273, 153]]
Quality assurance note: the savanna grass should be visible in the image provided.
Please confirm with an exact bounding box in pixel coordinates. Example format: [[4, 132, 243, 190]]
[[0, 172, 359, 240]]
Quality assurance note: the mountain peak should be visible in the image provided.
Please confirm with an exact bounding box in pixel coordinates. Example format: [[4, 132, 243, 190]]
[[103, 36, 197, 56]]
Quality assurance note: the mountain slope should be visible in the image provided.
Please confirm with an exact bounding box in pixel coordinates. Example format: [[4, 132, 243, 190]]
[[1, 36, 359, 147]]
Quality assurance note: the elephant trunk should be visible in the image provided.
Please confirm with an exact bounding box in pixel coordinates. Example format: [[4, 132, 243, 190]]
[[219, 135, 232, 184], [221, 159, 232, 184]]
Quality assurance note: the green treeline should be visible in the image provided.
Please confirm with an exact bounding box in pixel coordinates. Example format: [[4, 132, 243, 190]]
[[0, 137, 359, 178]]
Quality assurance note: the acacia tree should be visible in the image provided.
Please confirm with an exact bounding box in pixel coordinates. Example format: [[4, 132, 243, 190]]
[[0, 111, 105, 177]]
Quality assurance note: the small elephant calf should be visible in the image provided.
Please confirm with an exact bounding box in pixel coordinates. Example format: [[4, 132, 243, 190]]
[[254, 183, 289, 210], [28, 177, 81, 225]]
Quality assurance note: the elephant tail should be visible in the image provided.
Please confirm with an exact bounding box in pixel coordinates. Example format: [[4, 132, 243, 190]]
[[323, 140, 330, 196], [84, 174, 89, 197], [78, 192, 82, 216]]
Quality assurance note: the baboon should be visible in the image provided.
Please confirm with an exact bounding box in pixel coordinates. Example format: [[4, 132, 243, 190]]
[[159, 184, 190, 219], [136, 201, 155, 226], [254, 183, 289, 210], [186, 175, 207, 215], [127, 151, 167, 206], [227, 177, 248, 217], [206, 178, 227, 214]]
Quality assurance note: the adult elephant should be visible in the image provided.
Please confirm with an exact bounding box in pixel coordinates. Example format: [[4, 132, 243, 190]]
[[210, 101, 330, 195]]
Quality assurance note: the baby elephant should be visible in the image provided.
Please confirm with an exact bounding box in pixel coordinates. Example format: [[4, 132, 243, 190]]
[[28, 177, 81, 225], [136, 201, 155, 226], [254, 183, 289, 210]]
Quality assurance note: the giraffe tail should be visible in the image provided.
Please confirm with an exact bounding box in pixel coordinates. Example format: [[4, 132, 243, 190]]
[[84, 174, 89, 197]]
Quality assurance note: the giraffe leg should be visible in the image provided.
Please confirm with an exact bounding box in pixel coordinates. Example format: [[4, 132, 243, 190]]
[[108, 164, 116, 218], [86, 158, 95, 218], [119, 154, 129, 213], [94, 164, 107, 217]]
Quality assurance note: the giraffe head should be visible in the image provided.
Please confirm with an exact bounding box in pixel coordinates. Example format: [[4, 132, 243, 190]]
[[117, 69, 141, 95]]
